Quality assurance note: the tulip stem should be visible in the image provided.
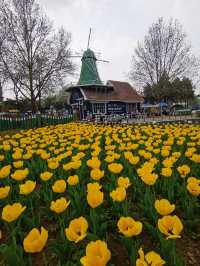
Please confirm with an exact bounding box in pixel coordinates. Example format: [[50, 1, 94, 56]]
[[7, 223, 17, 248], [29, 198, 35, 226], [90, 209, 97, 235], [130, 239, 138, 265], [42, 252, 48, 266], [122, 201, 128, 216], [171, 240, 177, 265], [58, 216, 65, 241]]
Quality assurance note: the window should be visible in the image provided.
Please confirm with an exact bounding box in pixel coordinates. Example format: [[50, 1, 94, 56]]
[[92, 103, 105, 114]]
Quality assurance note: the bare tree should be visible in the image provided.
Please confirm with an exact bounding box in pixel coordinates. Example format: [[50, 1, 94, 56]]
[[130, 17, 199, 87], [0, 9, 8, 102], [0, 0, 75, 112]]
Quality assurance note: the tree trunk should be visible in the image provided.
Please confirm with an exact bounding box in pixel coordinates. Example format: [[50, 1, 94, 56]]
[[31, 93, 37, 113], [38, 89, 41, 112]]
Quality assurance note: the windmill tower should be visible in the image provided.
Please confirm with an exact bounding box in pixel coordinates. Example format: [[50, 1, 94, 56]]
[[77, 29, 107, 86]]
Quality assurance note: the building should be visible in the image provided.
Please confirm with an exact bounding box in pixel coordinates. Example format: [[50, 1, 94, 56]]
[[68, 48, 143, 119]]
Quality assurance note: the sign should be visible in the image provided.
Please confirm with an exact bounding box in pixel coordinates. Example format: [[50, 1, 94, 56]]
[[107, 102, 126, 114]]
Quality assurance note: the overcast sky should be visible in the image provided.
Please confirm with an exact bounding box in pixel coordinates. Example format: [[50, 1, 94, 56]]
[[38, 0, 200, 86], [4, 0, 200, 98]]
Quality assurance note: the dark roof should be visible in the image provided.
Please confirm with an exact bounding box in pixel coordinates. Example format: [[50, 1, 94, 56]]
[[80, 80, 143, 103]]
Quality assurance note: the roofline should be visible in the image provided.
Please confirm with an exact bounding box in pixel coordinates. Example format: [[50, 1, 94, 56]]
[[67, 84, 113, 90], [89, 99, 143, 103], [79, 88, 87, 100], [107, 80, 130, 85]]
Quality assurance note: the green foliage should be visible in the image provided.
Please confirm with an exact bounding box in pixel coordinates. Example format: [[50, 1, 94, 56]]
[[144, 74, 195, 105]]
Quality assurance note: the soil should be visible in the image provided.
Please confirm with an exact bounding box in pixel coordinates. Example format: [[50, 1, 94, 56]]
[[178, 234, 200, 266], [108, 231, 200, 266]]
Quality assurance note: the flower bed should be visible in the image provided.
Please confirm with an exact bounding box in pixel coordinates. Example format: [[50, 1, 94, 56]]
[[0, 123, 200, 265]]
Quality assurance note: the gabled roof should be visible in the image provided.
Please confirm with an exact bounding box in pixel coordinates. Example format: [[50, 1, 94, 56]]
[[80, 80, 143, 103]]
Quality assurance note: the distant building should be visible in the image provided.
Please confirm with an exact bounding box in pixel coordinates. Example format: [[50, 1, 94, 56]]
[[68, 48, 143, 119]]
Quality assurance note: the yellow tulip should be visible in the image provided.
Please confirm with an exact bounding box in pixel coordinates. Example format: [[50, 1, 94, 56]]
[[11, 168, 29, 181], [161, 167, 172, 177], [19, 180, 36, 195], [0, 155, 5, 161], [48, 160, 59, 170], [3, 144, 11, 151], [162, 157, 176, 168], [140, 173, 158, 186], [90, 168, 104, 180], [52, 179, 66, 193], [187, 177, 200, 196], [23, 227, 48, 253], [71, 160, 82, 170], [108, 163, 123, 174], [80, 240, 111, 266], [136, 247, 165, 266], [63, 162, 74, 171], [124, 152, 140, 165], [23, 152, 33, 160], [177, 165, 190, 178], [117, 176, 131, 189], [50, 197, 70, 213], [40, 171, 53, 181], [117, 217, 143, 237], [87, 190, 103, 208], [87, 157, 101, 169], [191, 154, 200, 163], [104, 155, 115, 163], [0, 165, 11, 179], [65, 216, 88, 243], [161, 149, 170, 157], [0, 186, 10, 199], [12, 151, 22, 160], [172, 152, 181, 158], [158, 215, 183, 239], [67, 175, 79, 186], [110, 187, 126, 202], [2, 203, 26, 222], [40, 152, 50, 160], [154, 199, 175, 216], [87, 182, 102, 192], [13, 160, 24, 169], [72, 152, 85, 160]]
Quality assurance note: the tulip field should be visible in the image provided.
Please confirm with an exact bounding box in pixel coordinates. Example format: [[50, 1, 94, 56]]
[[0, 122, 200, 266]]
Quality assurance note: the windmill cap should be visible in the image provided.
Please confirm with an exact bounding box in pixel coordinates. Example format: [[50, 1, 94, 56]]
[[82, 48, 97, 61]]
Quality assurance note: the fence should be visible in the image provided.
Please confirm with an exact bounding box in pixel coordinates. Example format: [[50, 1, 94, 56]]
[[0, 114, 74, 131], [87, 113, 200, 125]]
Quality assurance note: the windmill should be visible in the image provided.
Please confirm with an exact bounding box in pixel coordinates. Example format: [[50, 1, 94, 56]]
[[70, 28, 109, 86], [68, 29, 113, 120]]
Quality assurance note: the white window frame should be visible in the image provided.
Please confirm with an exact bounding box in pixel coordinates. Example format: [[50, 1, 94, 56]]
[[92, 103, 106, 114]]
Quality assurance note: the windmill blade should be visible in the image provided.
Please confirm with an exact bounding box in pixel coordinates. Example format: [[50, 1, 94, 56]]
[[69, 55, 82, 58], [97, 59, 110, 63], [95, 52, 101, 57], [87, 28, 92, 49], [74, 52, 83, 56]]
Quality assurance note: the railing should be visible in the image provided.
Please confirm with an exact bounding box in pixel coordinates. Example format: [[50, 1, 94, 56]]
[[0, 114, 74, 131]]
